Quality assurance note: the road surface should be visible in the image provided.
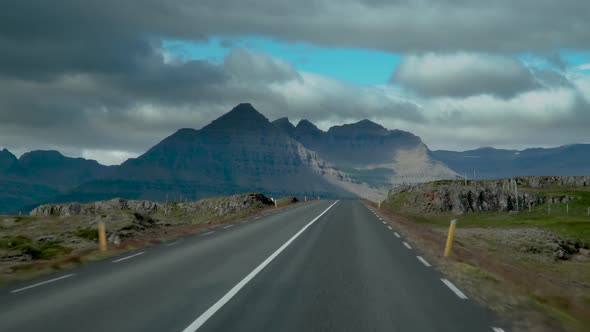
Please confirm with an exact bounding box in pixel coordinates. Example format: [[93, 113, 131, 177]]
[[0, 200, 506, 331]]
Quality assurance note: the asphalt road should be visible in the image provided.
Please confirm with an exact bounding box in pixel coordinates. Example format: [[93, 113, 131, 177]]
[[0, 200, 506, 331]]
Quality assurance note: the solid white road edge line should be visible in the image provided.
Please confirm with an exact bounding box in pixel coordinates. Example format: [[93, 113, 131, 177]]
[[112, 252, 145, 263], [403, 242, 412, 249], [181, 200, 340, 332], [441, 278, 468, 299], [417, 256, 431, 267], [394, 232, 401, 238], [10, 274, 75, 294]]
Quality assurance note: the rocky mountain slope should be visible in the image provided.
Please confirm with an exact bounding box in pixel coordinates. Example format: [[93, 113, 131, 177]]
[[62, 104, 365, 204], [433, 145, 590, 179], [273, 117, 457, 188]]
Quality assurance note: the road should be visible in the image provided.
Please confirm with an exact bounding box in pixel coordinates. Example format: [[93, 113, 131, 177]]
[[0, 200, 506, 331]]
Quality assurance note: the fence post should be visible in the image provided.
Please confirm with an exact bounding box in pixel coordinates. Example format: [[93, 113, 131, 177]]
[[98, 222, 107, 252], [444, 219, 457, 257]]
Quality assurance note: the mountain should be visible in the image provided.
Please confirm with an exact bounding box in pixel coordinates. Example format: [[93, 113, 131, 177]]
[[276, 118, 457, 187], [433, 145, 590, 179], [0, 148, 18, 172], [0, 149, 114, 214], [64, 104, 363, 203], [17, 150, 114, 189], [271, 117, 296, 137], [5, 103, 590, 214]]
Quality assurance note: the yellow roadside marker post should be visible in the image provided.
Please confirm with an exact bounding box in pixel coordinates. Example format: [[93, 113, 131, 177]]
[[378, 201, 381, 209], [444, 219, 457, 257], [98, 222, 107, 252]]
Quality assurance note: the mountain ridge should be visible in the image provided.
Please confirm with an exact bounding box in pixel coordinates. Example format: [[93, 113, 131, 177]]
[[2, 103, 590, 214]]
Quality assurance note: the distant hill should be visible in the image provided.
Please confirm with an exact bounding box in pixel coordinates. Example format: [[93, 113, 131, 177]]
[[432, 145, 590, 179], [0, 149, 114, 214]]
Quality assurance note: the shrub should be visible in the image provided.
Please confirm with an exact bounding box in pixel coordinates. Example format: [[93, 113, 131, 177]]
[[74, 229, 99, 241], [0, 235, 72, 260]]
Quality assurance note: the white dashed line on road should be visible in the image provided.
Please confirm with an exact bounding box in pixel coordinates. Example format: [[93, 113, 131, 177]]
[[416, 256, 431, 267], [112, 252, 144, 263], [10, 274, 75, 294], [441, 278, 468, 300], [202, 231, 215, 236], [491, 328, 505, 332], [387, 226, 392, 230], [223, 225, 234, 229], [166, 241, 180, 246], [393, 232, 400, 238], [403, 242, 412, 249]]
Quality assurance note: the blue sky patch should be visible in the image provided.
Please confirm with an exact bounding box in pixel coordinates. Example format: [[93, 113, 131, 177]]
[[163, 36, 401, 86]]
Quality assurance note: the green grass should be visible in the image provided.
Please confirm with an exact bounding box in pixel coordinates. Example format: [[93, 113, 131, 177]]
[[386, 189, 590, 246], [73, 229, 99, 241], [0, 235, 72, 260]]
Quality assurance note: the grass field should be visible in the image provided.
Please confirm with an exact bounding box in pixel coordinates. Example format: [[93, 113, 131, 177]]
[[388, 188, 590, 246]]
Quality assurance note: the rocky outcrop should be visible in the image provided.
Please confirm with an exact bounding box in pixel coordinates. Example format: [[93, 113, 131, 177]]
[[387, 176, 587, 214], [513, 176, 590, 188], [30, 193, 274, 217], [30, 198, 162, 216], [174, 193, 273, 216]]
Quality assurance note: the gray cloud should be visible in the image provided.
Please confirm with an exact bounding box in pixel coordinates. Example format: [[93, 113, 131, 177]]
[[392, 53, 539, 98], [224, 49, 302, 83]]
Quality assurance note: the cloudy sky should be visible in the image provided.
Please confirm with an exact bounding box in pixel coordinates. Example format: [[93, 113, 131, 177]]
[[1, 0, 589, 165]]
